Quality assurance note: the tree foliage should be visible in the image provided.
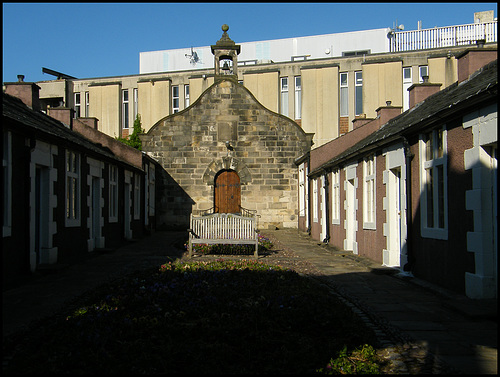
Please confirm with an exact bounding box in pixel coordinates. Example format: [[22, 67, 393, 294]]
[[116, 114, 144, 150]]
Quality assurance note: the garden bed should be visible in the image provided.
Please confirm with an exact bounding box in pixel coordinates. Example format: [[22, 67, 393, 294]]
[[3, 240, 385, 374]]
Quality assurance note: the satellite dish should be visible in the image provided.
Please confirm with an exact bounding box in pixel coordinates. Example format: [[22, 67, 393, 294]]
[[325, 48, 330, 55], [399, 24, 404, 30]]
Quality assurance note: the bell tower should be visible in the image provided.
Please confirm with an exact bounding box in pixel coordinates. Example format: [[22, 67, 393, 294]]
[[211, 24, 241, 77]]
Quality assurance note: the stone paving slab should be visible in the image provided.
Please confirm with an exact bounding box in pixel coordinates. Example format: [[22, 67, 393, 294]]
[[262, 229, 497, 375]]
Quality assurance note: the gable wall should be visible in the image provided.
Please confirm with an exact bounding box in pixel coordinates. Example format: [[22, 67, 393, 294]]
[[142, 78, 311, 229]]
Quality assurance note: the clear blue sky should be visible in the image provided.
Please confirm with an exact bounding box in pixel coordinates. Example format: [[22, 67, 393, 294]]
[[2, 2, 497, 83]]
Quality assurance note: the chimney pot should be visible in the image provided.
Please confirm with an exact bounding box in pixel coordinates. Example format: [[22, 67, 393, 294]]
[[386, 100, 392, 106], [17, 75, 25, 82], [422, 75, 429, 83], [476, 39, 486, 48]]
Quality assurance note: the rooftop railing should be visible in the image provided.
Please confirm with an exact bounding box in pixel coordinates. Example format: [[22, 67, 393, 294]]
[[390, 21, 497, 52]]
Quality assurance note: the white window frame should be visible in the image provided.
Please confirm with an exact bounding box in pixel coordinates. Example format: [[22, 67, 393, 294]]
[[331, 169, 340, 224], [312, 178, 318, 222], [402, 67, 412, 112], [133, 88, 138, 120], [85, 91, 90, 117], [3, 130, 12, 236], [172, 85, 180, 113], [340, 72, 348, 117], [280, 77, 289, 117], [65, 149, 81, 227], [109, 164, 118, 222], [363, 154, 376, 229], [184, 84, 190, 108], [133, 172, 141, 220], [419, 65, 429, 83], [419, 126, 448, 239], [74, 92, 81, 119], [294, 76, 301, 120], [355, 71, 363, 116], [122, 89, 129, 129], [298, 163, 305, 217]]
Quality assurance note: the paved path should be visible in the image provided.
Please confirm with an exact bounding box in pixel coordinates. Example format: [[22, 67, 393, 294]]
[[263, 229, 497, 375], [3, 229, 497, 374]]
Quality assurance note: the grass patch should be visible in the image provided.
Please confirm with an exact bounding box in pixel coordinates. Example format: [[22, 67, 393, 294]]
[[3, 259, 384, 374]]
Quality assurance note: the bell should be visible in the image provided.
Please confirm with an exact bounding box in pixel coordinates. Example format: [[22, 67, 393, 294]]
[[222, 61, 230, 71]]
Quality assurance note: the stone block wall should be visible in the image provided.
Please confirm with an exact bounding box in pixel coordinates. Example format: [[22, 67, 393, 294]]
[[141, 77, 311, 229]]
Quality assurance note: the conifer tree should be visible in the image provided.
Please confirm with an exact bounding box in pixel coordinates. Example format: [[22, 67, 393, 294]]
[[117, 114, 144, 150]]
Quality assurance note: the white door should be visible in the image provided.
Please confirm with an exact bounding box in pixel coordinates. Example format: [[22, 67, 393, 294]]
[[386, 167, 403, 267], [320, 175, 327, 242], [344, 179, 356, 252]]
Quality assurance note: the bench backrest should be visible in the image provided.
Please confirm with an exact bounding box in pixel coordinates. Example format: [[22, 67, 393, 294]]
[[190, 213, 257, 240]]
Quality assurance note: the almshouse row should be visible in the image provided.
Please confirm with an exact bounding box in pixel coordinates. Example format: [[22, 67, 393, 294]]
[[296, 48, 497, 299], [2, 80, 162, 290]]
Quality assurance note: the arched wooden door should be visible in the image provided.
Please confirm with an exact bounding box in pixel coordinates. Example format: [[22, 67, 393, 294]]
[[215, 170, 241, 213]]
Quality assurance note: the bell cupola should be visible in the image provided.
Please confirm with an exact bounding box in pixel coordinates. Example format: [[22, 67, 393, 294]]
[[211, 24, 241, 77]]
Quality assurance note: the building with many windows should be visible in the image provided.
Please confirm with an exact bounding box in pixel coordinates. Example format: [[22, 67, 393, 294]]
[[2, 79, 162, 290], [2, 11, 497, 298], [32, 12, 497, 148], [297, 49, 497, 298]]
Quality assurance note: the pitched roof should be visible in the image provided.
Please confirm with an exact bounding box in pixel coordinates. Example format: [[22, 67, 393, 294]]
[[309, 59, 498, 177], [2, 92, 142, 170]]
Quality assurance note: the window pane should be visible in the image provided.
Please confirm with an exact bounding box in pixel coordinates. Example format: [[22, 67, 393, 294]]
[[437, 165, 444, 228], [403, 67, 411, 80], [340, 87, 348, 116], [281, 77, 288, 90], [295, 76, 301, 88], [425, 132, 433, 161], [281, 92, 289, 116], [355, 86, 363, 115], [340, 73, 347, 86], [66, 176, 71, 218], [437, 129, 444, 158], [426, 168, 434, 227]]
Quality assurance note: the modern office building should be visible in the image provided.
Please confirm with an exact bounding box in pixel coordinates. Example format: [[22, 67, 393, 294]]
[[31, 11, 496, 148]]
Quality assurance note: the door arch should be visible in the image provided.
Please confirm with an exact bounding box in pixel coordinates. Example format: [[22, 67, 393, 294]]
[[215, 170, 241, 213]]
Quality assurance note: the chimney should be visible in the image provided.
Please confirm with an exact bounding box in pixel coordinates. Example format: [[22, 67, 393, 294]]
[[47, 107, 74, 129], [408, 80, 442, 109], [4, 75, 41, 111], [375, 101, 402, 125], [457, 47, 498, 83], [75, 117, 99, 130], [352, 114, 375, 129]]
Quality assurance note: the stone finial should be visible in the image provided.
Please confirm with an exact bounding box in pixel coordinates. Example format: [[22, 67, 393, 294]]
[[215, 24, 236, 47]]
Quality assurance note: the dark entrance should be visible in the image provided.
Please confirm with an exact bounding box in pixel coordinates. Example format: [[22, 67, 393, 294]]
[[215, 170, 241, 213]]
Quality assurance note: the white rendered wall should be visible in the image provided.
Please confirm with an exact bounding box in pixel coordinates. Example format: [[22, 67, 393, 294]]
[[140, 28, 390, 74]]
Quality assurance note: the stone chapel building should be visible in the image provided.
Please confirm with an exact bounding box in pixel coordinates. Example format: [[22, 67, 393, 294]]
[[141, 25, 312, 230]]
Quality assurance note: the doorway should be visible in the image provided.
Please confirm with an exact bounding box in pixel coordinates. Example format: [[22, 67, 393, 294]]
[[344, 178, 356, 252], [90, 176, 102, 250], [215, 170, 241, 213], [386, 167, 404, 267], [34, 166, 49, 265]]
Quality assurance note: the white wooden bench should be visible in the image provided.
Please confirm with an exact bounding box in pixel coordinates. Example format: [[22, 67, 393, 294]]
[[188, 212, 259, 259]]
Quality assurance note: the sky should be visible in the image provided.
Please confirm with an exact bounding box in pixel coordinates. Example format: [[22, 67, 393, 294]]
[[2, 2, 497, 83]]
